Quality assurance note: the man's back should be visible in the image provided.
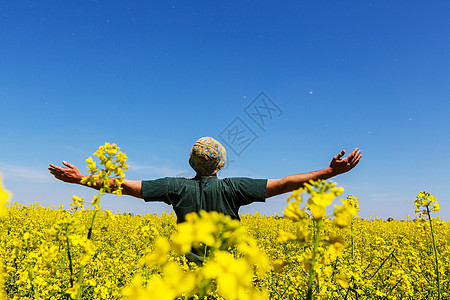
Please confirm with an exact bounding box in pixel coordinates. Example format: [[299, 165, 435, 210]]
[[142, 176, 267, 223]]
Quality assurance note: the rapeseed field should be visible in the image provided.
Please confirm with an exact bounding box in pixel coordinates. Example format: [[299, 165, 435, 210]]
[[0, 144, 447, 299]]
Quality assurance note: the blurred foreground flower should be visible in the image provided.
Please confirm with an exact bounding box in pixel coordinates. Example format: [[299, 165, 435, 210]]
[[0, 175, 9, 217], [124, 210, 269, 300], [281, 180, 349, 300], [333, 201, 357, 228]]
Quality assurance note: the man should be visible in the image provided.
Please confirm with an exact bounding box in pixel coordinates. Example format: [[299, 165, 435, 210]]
[[49, 137, 362, 223]]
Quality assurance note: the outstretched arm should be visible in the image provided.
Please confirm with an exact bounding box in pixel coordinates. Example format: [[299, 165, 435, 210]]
[[48, 161, 143, 199], [266, 148, 362, 198]]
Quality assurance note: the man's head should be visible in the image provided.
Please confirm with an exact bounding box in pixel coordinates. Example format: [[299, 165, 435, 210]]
[[189, 137, 227, 176]]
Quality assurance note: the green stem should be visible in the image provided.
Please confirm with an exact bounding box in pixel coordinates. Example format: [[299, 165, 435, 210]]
[[143, 236, 149, 284], [351, 220, 354, 261], [367, 249, 395, 281], [24, 238, 39, 300], [391, 253, 427, 299], [75, 265, 85, 300], [197, 278, 212, 300], [203, 244, 208, 260], [426, 206, 441, 300], [87, 186, 104, 240], [28, 265, 40, 300], [306, 219, 322, 300], [66, 235, 74, 287], [77, 176, 107, 299]]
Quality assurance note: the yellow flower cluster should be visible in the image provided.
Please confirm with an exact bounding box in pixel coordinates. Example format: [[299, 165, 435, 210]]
[[0, 175, 9, 218], [413, 190, 443, 299], [80, 142, 128, 196], [125, 210, 269, 299], [304, 180, 344, 220], [280, 180, 358, 298], [0, 176, 9, 300], [415, 190, 440, 217], [333, 203, 357, 228], [342, 194, 360, 215]]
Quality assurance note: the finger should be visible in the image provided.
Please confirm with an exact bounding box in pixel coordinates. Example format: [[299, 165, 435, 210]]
[[53, 174, 65, 181], [48, 166, 59, 173], [343, 148, 359, 163], [50, 171, 61, 179], [334, 150, 345, 160], [351, 154, 362, 167], [347, 148, 359, 158], [49, 169, 62, 176], [62, 161, 74, 168], [350, 150, 362, 164], [352, 156, 361, 167]]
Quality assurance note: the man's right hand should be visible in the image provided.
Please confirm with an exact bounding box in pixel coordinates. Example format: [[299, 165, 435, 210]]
[[328, 148, 362, 176], [48, 161, 84, 184], [49, 161, 143, 198]]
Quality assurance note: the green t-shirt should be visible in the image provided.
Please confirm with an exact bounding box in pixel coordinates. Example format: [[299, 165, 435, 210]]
[[141, 176, 267, 223]]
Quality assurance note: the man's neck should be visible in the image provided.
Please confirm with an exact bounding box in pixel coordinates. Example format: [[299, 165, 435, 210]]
[[194, 173, 217, 179]]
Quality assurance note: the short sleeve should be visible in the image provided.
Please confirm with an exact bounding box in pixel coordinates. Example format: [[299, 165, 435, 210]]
[[227, 177, 267, 206], [141, 178, 171, 205]]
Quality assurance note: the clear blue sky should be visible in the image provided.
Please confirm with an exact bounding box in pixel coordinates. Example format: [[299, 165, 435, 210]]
[[1, 1, 449, 220]]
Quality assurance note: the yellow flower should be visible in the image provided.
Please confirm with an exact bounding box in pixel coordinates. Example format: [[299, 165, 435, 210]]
[[124, 263, 195, 300], [105, 209, 115, 220], [0, 175, 9, 217], [141, 238, 170, 266], [333, 202, 357, 228], [415, 191, 439, 216], [91, 196, 99, 206], [343, 194, 360, 215], [278, 230, 297, 242], [273, 259, 288, 273], [304, 180, 344, 220], [308, 203, 326, 220], [162, 262, 196, 295], [86, 278, 96, 287], [432, 202, 440, 212], [309, 193, 334, 208], [283, 199, 308, 222], [172, 212, 219, 254], [67, 282, 80, 299], [203, 251, 253, 299], [86, 157, 97, 173], [287, 187, 303, 202]]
